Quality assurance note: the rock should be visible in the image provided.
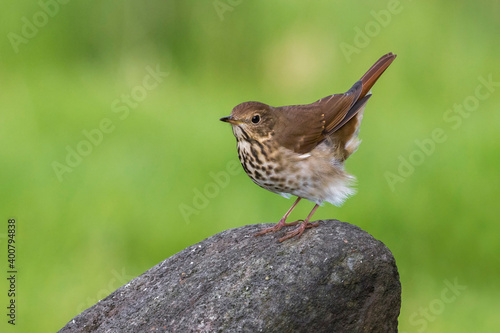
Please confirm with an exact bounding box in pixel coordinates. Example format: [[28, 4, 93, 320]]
[[59, 220, 401, 332]]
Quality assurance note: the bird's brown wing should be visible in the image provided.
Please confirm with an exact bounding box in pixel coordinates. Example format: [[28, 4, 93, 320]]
[[274, 52, 396, 154], [274, 87, 359, 154], [320, 81, 363, 134]]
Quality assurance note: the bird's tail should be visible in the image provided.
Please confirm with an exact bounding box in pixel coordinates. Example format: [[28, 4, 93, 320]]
[[359, 52, 397, 99]]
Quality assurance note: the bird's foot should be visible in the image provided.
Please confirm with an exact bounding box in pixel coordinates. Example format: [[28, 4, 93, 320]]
[[278, 220, 320, 242], [254, 219, 303, 237]]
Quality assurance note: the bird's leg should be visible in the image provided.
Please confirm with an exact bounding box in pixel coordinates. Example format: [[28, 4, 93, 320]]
[[278, 204, 320, 242], [254, 197, 303, 236]]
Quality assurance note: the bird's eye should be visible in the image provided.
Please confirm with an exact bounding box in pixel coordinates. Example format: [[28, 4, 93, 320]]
[[251, 115, 261, 124]]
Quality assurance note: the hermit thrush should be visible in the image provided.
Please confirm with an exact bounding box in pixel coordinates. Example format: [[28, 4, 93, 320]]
[[220, 53, 396, 242]]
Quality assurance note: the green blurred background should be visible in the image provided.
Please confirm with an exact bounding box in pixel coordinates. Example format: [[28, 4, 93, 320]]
[[1, 0, 499, 331]]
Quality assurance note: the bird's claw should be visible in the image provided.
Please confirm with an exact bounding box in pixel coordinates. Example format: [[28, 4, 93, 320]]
[[254, 219, 304, 237], [278, 221, 320, 242]]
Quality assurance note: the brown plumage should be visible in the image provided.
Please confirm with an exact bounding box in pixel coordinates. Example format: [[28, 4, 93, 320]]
[[220, 53, 396, 241]]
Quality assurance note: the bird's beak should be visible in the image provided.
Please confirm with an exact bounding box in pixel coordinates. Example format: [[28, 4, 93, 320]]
[[220, 116, 241, 124]]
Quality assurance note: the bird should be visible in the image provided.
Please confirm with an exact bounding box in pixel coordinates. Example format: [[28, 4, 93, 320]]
[[220, 52, 396, 242]]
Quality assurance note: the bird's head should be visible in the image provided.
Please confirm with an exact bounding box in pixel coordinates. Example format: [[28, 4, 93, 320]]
[[220, 101, 276, 141]]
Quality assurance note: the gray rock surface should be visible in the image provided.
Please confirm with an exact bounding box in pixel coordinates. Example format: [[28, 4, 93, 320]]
[[59, 220, 401, 332]]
